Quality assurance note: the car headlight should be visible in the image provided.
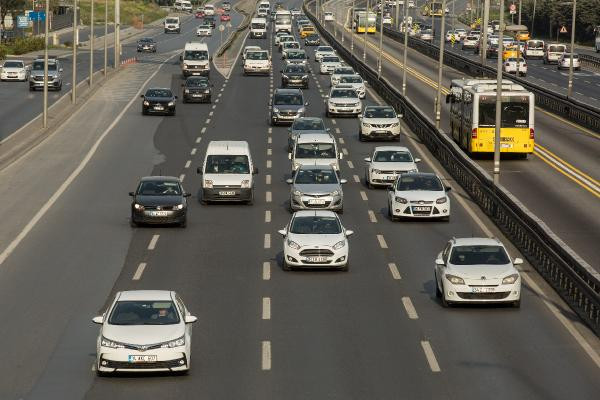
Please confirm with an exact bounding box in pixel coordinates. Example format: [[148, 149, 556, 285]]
[[287, 239, 301, 250], [204, 179, 213, 188], [134, 203, 144, 210], [390, 122, 400, 127], [175, 204, 184, 210], [241, 179, 251, 188], [183, 63, 188, 68], [408, 168, 418, 173], [331, 190, 339, 196], [184, 89, 190, 94], [282, 74, 289, 80], [302, 75, 309, 79], [143, 100, 149, 106], [273, 107, 279, 113], [371, 169, 381, 174], [502, 274, 519, 285], [436, 197, 447, 204], [362, 122, 372, 127], [394, 196, 407, 204], [332, 240, 345, 250], [168, 101, 175, 106], [293, 190, 302, 196], [101, 336, 125, 348], [298, 107, 305, 114], [161, 336, 185, 348], [445, 274, 465, 285]]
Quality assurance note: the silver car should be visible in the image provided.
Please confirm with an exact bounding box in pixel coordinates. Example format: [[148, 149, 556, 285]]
[[29, 58, 63, 91], [287, 117, 330, 151], [286, 165, 347, 212]]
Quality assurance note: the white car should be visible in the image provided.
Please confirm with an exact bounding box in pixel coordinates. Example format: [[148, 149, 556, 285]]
[[364, 146, 420, 187], [337, 74, 365, 98], [382, 15, 393, 26], [419, 29, 433, 42], [326, 85, 362, 117], [558, 53, 581, 70], [244, 50, 271, 75], [315, 46, 336, 62], [358, 105, 401, 141], [278, 210, 353, 271], [454, 28, 467, 40], [324, 12, 334, 21], [387, 172, 451, 221], [445, 30, 457, 42], [319, 55, 343, 74], [1, 60, 29, 81], [503, 57, 528, 76], [93, 290, 198, 375], [242, 45, 262, 64], [462, 35, 478, 50], [196, 24, 212, 36], [274, 32, 288, 45], [330, 66, 355, 86], [278, 36, 296, 51], [434, 237, 522, 307]]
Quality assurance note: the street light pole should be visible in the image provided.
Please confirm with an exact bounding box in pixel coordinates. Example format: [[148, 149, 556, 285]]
[[531, 0, 537, 36], [351, 0, 355, 57], [435, 0, 446, 128], [395, 0, 399, 30], [43, 0, 49, 128], [377, 0, 383, 77], [481, 0, 489, 67], [103, 0, 107, 76], [114, 0, 120, 68], [402, 0, 408, 95], [494, 0, 505, 183], [567, 0, 576, 98], [72, 0, 77, 103], [363, 0, 369, 62], [89, 0, 94, 86]]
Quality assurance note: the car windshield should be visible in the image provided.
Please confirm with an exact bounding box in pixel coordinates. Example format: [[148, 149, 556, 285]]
[[307, 34, 319, 40], [449, 245, 510, 265], [186, 78, 209, 87], [284, 42, 300, 49], [285, 65, 306, 73], [548, 45, 565, 52], [295, 143, 336, 159], [247, 51, 268, 60], [396, 175, 443, 191], [318, 46, 333, 52], [184, 50, 208, 60], [281, 36, 294, 42], [293, 119, 325, 130], [290, 216, 342, 234], [274, 93, 303, 105], [334, 68, 354, 75], [109, 301, 180, 325], [295, 169, 338, 184], [340, 76, 362, 83], [166, 18, 178, 24], [32, 61, 57, 71], [146, 89, 172, 97], [251, 23, 266, 29], [527, 40, 543, 48], [3, 61, 23, 68], [287, 51, 305, 59], [331, 89, 357, 98], [374, 150, 413, 162], [365, 107, 395, 118], [137, 180, 181, 196], [139, 38, 154, 44], [199, 24, 211, 29], [205, 155, 250, 174], [322, 56, 340, 63]]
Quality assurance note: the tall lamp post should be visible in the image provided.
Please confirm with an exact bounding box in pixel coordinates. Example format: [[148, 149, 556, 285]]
[[104, 0, 107, 76], [89, 0, 94, 86], [115, 0, 120, 68], [435, 0, 446, 128], [351, 0, 355, 57], [43, 0, 49, 128], [72, 0, 77, 103], [567, 0, 576, 98], [363, 0, 369, 62], [377, 0, 384, 78], [402, 0, 408, 95]]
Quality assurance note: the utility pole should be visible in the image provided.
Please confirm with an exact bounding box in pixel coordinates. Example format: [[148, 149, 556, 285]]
[[567, 0, 576, 98], [494, 0, 505, 183], [89, 0, 94, 86], [531, 0, 536, 36], [377, 0, 383, 78], [43, 0, 49, 128], [115, 0, 120, 68], [363, 0, 369, 62], [395, 0, 399, 30], [104, 0, 107, 75], [481, 0, 489, 67], [351, 0, 355, 56], [72, 0, 77, 103], [435, 0, 446, 128], [402, 0, 408, 95]]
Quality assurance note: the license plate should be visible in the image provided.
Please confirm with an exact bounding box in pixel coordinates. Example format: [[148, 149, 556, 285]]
[[219, 191, 236, 196], [413, 206, 431, 212], [472, 287, 495, 293], [128, 355, 157, 363], [308, 199, 326, 205], [376, 130, 388, 134], [192, 94, 202, 97], [150, 211, 169, 216], [154, 106, 164, 110], [306, 256, 328, 262], [501, 143, 513, 149], [192, 72, 201, 76], [385, 176, 396, 181]]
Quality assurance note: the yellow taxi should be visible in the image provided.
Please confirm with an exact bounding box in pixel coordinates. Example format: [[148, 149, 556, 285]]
[[299, 25, 316, 38], [502, 45, 520, 61], [515, 32, 530, 41]]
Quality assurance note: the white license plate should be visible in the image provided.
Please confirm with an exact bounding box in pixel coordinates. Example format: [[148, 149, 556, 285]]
[[128, 355, 157, 363], [219, 191, 236, 196], [413, 206, 431, 212], [150, 211, 169, 216], [472, 287, 495, 293], [376, 130, 389, 134], [385, 176, 396, 181], [501, 143, 513, 149], [306, 256, 328, 262], [192, 72, 201, 76], [308, 199, 326, 205], [192, 94, 202, 97], [154, 106, 164, 110]]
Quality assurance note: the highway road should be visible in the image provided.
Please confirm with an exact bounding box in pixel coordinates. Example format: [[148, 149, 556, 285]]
[[323, 0, 600, 268], [0, 1, 598, 399]]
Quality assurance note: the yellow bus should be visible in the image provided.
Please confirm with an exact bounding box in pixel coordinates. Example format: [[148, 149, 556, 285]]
[[423, 1, 443, 17], [447, 79, 535, 157], [355, 11, 377, 33]]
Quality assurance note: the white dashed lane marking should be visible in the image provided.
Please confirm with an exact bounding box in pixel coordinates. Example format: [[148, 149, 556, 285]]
[[353, 175, 360, 183], [148, 234, 159, 250], [263, 261, 271, 280], [388, 263, 401, 280], [190, 148, 197, 155], [264, 234, 271, 249], [184, 160, 191, 169], [360, 191, 368, 201], [179, 173, 185, 182], [262, 297, 271, 320], [132, 262, 147, 281], [402, 297, 419, 319], [262, 340, 272, 370], [195, 137, 201, 143], [266, 191, 272, 203], [201, 127, 206, 134], [347, 160, 354, 169], [267, 160, 272, 168], [421, 341, 441, 372], [377, 234, 388, 249], [266, 174, 271, 185], [265, 210, 271, 223], [368, 210, 377, 223]]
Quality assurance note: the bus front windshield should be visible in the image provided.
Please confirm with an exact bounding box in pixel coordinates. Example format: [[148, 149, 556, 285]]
[[478, 96, 530, 128]]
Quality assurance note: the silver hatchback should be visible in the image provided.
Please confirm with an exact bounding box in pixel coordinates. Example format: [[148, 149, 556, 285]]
[[287, 165, 346, 212]]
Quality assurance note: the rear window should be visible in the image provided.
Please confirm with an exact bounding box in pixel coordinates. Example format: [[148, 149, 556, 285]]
[[548, 45, 565, 52]]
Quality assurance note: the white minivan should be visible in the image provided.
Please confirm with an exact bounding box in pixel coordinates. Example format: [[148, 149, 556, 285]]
[[289, 133, 342, 171], [203, 4, 215, 16], [164, 16, 181, 34], [175, 0, 192, 12], [181, 42, 211, 77], [250, 17, 268, 39], [198, 141, 258, 204]]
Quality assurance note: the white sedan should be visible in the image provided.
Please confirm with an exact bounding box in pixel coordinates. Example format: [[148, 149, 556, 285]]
[[387, 172, 450, 221], [93, 290, 198, 375], [279, 210, 353, 271], [364, 146, 419, 187], [557, 53, 581, 70], [1, 60, 29, 81], [319, 55, 343, 74], [315, 46, 336, 62], [326, 85, 362, 117], [337, 74, 366, 98], [196, 24, 212, 36], [503, 57, 528, 76], [434, 237, 522, 307], [330, 66, 355, 86]]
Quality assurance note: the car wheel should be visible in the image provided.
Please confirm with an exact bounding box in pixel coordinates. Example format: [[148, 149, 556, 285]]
[[170, 109, 176, 116], [337, 207, 343, 214], [435, 274, 442, 298], [179, 218, 187, 228], [283, 259, 292, 271], [182, 97, 187, 103], [142, 109, 148, 115], [389, 202, 398, 221], [366, 175, 373, 189], [339, 262, 349, 272], [326, 110, 330, 118], [130, 218, 138, 227], [441, 292, 451, 307], [29, 86, 35, 91]]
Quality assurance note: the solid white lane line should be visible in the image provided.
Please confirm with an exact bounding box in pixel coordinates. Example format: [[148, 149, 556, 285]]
[[421, 341, 441, 372], [342, 148, 348, 155], [132, 263, 147, 281], [263, 261, 271, 280], [264, 234, 271, 249], [388, 263, 401, 280], [402, 297, 419, 319], [368, 210, 378, 223], [190, 148, 197, 155], [262, 297, 271, 320], [267, 160, 272, 168], [148, 235, 159, 250], [179, 173, 185, 182], [201, 127, 207, 134], [262, 340, 271, 370], [195, 137, 201, 143], [266, 174, 271, 185], [267, 148, 272, 155], [205, 118, 211, 124], [265, 210, 271, 223], [184, 160, 191, 169], [266, 191, 272, 202], [377, 234, 388, 249], [347, 160, 354, 169], [360, 191, 368, 201]]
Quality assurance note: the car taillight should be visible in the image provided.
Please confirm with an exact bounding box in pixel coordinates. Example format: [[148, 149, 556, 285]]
[[529, 128, 534, 139], [471, 128, 477, 139]]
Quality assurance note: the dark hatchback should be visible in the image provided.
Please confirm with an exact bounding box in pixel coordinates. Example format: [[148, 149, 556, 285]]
[[129, 176, 190, 227], [137, 38, 157, 53], [182, 76, 212, 103], [281, 64, 309, 89], [141, 88, 177, 115], [203, 15, 216, 28], [269, 88, 308, 126], [304, 33, 321, 46]]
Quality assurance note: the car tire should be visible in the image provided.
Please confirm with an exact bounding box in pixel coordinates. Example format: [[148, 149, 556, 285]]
[[388, 203, 398, 222], [170, 109, 176, 116], [180, 218, 187, 228], [337, 207, 343, 214], [512, 299, 521, 308], [142, 109, 148, 115], [182, 97, 187, 103], [366, 175, 373, 189], [283, 260, 292, 271], [435, 274, 442, 298], [206, 96, 212, 103], [326, 110, 330, 118], [441, 293, 451, 307], [339, 262, 349, 272], [130, 218, 138, 227], [29, 86, 35, 91]]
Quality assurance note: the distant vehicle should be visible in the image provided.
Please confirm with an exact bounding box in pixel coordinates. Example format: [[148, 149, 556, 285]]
[[286, 165, 346, 212], [314, 46, 336, 61], [275, 10, 293, 32], [319, 55, 343, 74], [524, 39, 544, 59], [388, 172, 451, 221], [283, 49, 309, 67], [557, 53, 581, 71], [324, 12, 334, 21], [250, 18, 268, 39], [543, 43, 566, 64], [299, 25, 316, 38], [1, 59, 29, 81], [242, 45, 262, 63], [330, 65, 355, 87], [595, 25, 600, 52], [358, 105, 401, 141], [462, 35, 478, 50], [137, 37, 157, 52], [424, 1, 444, 17], [290, 8, 301, 17], [304, 33, 321, 46], [434, 238, 522, 307], [196, 24, 212, 36], [290, 132, 342, 172], [277, 35, 295, 51], [195, 8, 204, 18], [174, 0, 192, 13], [364, 146, 420, 187], [203, 4, 215, 15], [29, 58, 63, 91], [503, 57, 528, 76], [419, 29, 434, 42], [244, 50, 271, 75], [337, 74, 365, 98], [203, 15, 216, 28], [180, 42, 210, 77], [141, 88, 177, 116], [220, 13, 231, 22], [281, 63, 310, 89], [222, 1, 231, 11], [270, 88, 308, 125], [181, 76, 212, 103], [287, 116, 329, 150], [326, 85, 362, 117], [93, 290, 197, 375], [129, 176, 188, 226], [164, 16, 181, 33]]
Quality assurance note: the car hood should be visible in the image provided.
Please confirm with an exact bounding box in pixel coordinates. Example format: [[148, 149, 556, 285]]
[[245, 60, 270, 66], [295, 158, 338, 168], [284, 72, 308, 78], [287, 232, 345, 247], [2, 67, 25, 73], [135, 195, 183, 206], [293, 183, 341, 195], [393, 190, 445, 201], [329, 97, 359, 104], [31, 70, 58, 76], [371, 161, 417, 171], [274, 104, 304, 111], [363, 117, 399, 124], [321, 61, 341, 66], [446, 264, 515, 279], [203, 173, 250, 185], [102, 323, 184, 345], [291, 129, 326, 136]]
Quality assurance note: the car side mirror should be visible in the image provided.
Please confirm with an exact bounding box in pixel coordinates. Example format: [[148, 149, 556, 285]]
[[286, 178, 293, 184], [345, 230, 354, 237], [184, 193, 191, 197], [305, 101, 309, 106], [340, 178, 347, 184], [514, 258, 523, 265], [415, 158, 421, 162], [445, 186, 452, 192], [197, 167, 203, 174], [364, 157, 371, 163], [129, 191, 135, 196], [185, 315, 198, 324], [435, 258, 445, 266], [278, 229, 287, 236], [288, 153, 292, 160], [92, 316, 104, 324]]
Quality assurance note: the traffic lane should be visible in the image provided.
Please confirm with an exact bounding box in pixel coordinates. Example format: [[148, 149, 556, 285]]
[[56, 24, 118, 45]]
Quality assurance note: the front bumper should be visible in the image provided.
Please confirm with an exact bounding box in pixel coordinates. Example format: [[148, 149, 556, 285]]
[[251, 31, 266, 38], [272, 112, 302, 124], [361, 125, 401, 139], [142, 104, 176, 114], [184, 91, 211, 102], [137, 46, 156, 52], [132, 208, 185, 224], [442, 280, 521, 304], [1, 72, 26, 80], [244, 65, 271, 74], [183, 68, 209, 76], [282, 77, 309, 87], [305, 40, 320, 45], [97, 347, 188, 373], [328, 103, 361, 116], [284, 246, 348, 268], [368, 171, 407, 185], [390, 200, 450, 219], [197, 31, 212, 36], [290, 194, 343, 211], [203, 187, 253, 202], [320, 65, 336, 74]]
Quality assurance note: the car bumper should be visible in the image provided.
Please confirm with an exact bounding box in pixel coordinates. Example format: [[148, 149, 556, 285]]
[[164, 28, 180, 32], [29, 79, 60, 88], [203, 187, 253, 202], [1, 73, 26, 80], [184, 92, 211, 102], [143, 105, 176, 114], [284, 247, 348, 268], [390, 201, 450, 218], [305, 40, 320, 45], [272, 113, 302, 123], [251, 31, 266, 38], [97, 348, 188, 373], [197, 31, 212, 36], [282, 78, 308, 87], [183, 69, 209, 76], [328, 105, 361, 116], [369, 171, 406, 185], [290, 195, 343, 211], [362, 126, 401, 139], [137, 47, 156, 52], [442, 281, 521, 304], [132, 209, 186, 224], [244, 66, 271, 74]]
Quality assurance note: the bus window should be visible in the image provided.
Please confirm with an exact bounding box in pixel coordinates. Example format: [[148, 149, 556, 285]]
[[478, 97, 529, 128]]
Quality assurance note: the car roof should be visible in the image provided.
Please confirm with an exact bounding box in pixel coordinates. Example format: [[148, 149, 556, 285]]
[[296, 133, 335, 143], [147, 87, 172, 91], [295, 116, 323, 122], [365, 105, 394, 110], [293, 210, 338, 217], [117, 290, 174, 301], [332, 84, 355, 90], [297, 164, 335, 171], [140, 175, 180, 182], [399, 172, 437, 178], [206, 140, 250, 153], [184, 42, 208, 50], [373, 145, 410, 152], [451, 237, 503, 247], [274, 88, 303, 94]]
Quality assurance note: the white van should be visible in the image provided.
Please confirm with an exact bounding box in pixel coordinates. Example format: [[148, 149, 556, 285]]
[[543, 43, 566, 64], [181, 42, 211, 77], [174, 0, 192, 12], [289, 133, 342, 171], [275, 10, 292, 33], [250, 17, 268, 39], [164, 16, 181, 34], [198, 141, 258, 204], [524, 39, 544, 59], [203, 4, 215, 16]]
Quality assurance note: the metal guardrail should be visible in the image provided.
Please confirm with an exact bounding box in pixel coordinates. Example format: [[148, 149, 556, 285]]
[[304, 4, 600, 335], [216, 0, 256, 57], [382, 26, 600, 133], [579, 54, 600, 71]]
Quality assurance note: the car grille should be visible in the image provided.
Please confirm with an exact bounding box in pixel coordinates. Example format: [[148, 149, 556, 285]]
[[410, 200, 434, 205], [102, 356, 186, 370], [299, 248, 334, 256], [456, 292, 511, 300], [123, 343, 163, 351], [143, 205, 175, 211], [279, 111, 297, 116], [33, 76, 45, 81], [188, 64, 206, 70], [213, 185, 241, 189], [380, 170, 405, 174], [188, 89, 208, 94], [370, 123, 393, 128]]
